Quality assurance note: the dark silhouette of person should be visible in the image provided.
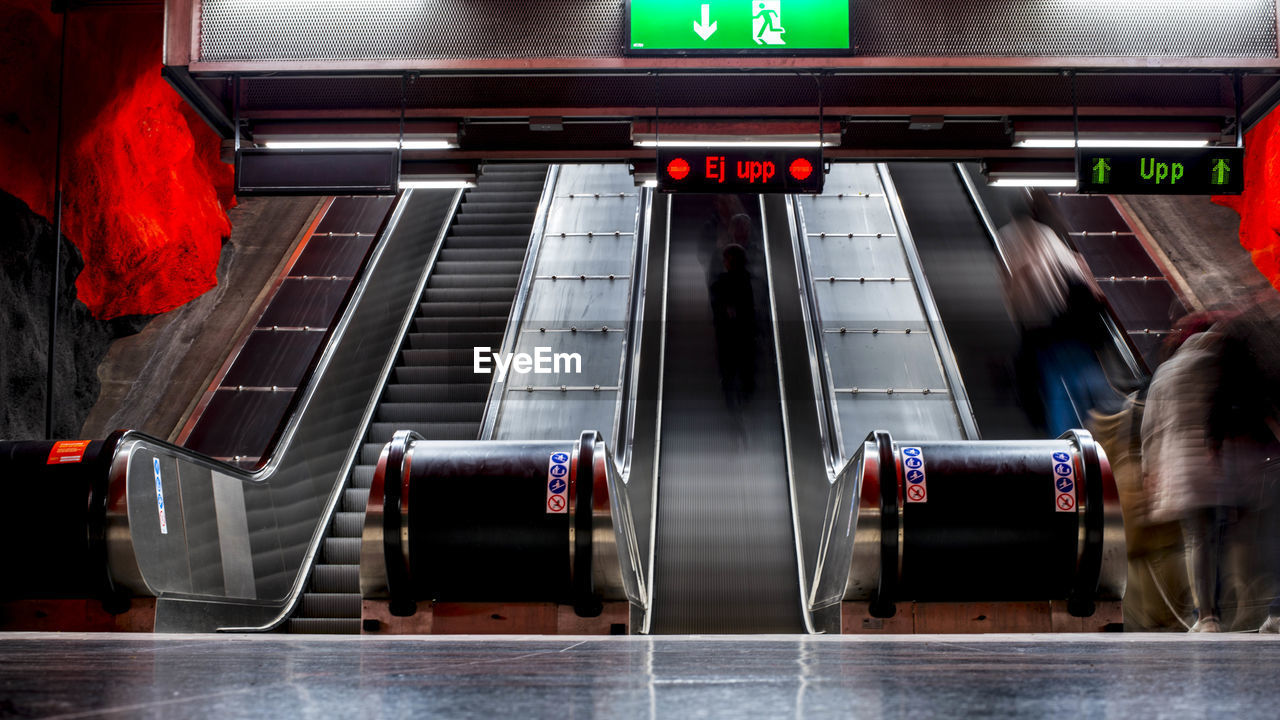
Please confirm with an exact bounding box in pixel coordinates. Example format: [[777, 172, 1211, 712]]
[[710, 243, 757, 406]]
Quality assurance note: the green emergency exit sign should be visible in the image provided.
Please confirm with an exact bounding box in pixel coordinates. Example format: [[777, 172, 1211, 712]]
[[627, 0, 851, 52]]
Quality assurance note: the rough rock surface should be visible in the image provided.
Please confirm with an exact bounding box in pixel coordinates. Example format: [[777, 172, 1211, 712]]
[[0, 191, 147, 440]]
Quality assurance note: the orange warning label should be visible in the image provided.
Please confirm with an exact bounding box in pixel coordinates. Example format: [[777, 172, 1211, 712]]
[[48, 440, 91, 465]]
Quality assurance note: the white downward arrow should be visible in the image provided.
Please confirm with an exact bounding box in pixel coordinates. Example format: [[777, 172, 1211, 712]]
[[693, 3, 717, 41]]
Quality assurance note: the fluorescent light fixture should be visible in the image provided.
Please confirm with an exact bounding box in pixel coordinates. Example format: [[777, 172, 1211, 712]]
[[1016, 138, 1210, 149], [989, 177, 1078, 188], [636, 139, 832, 148], [642, 179, 658, 188], [262, 139, 455, 150], [399, 179, 476, 189]]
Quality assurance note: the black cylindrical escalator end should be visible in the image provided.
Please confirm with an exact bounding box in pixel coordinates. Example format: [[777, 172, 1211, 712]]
[[572, 431, 597, 617], [869, 430, 899, 620], [1065, 429, 1105, 618], [91, 430, 129, 613], [384, 429, 421, 617]]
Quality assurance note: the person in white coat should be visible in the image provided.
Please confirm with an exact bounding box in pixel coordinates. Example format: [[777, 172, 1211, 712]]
[[1142, 324, 1236, 631]]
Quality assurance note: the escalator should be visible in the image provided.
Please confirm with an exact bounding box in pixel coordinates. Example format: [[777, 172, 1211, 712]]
[[3, 163, 1127, 635], [885, 163, 1040, 439], [648, 195, 806, 634], [289, 164, 550, 632]]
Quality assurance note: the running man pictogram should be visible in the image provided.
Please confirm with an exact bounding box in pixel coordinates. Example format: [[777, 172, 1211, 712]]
[[753, 1, 785, 45]]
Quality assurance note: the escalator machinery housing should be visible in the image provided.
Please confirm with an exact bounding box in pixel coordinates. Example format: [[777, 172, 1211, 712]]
[[360, 430, 635, 616], [845, 429, 1125, 618]]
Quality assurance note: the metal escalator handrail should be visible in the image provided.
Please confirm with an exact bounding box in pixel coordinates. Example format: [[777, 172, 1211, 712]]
[[804, 430, 880, 614], [954, 163, 1148, 381], [760, 195, 820, 634], [879, 163, 981, 440], [479, 165, 562, 439], [592, 432, 651, 611], [608, 186, 653, 476], [768, 188, 886, 618], [206, 188, 463, 632]]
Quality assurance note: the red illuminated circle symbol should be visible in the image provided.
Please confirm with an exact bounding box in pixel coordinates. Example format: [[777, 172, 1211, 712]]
[[548, 495, 567, 512], [789, 157, 814, 181], [1056, 494, 1076, 511], [667, 157, 691, 181], [906, 485, 926, 502]]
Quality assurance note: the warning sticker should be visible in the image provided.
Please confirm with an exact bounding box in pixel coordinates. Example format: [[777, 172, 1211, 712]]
[[153, 457, 169, 535], [47, 440, 91, 465], [546, 451, 570, 514], [1052, 450, 1076, 513], [902, 446, 927, 503]]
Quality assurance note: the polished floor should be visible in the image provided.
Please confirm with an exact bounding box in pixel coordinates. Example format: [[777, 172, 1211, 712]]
[[1, 633, 1278, 718]]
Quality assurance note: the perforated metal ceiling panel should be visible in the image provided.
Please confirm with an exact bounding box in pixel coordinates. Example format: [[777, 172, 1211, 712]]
[[200, 0, 624, 61], [852, 0, 1276, 58], [199, 0, 1276, 62]]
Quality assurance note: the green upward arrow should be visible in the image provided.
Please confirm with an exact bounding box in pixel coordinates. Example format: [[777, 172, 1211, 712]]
[[1211, 159, 1231, 185], [1092, 158, 1111, 185]]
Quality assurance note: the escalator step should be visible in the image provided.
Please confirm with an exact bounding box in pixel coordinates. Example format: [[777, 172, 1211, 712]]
[[343, 487, 370, 513], [393, 365, 490, 384], [309, 563, 359, 594], [286, 617, 363, 635], [360, 443, 384, 465], [461, 196, 542, 209], [324, 537, 361, 565], [414, 316, 510, 334], [416, 301, 512, 318], [473, 180, 547, 192], [437, 248, 527, 263], [450, 224, 539, 238], [455, 212, 535, 226], [422, 287, 518, 303], [428, 273, 520, 289], [332, 511, 364, 538], [400, 347, 491, 366], [437, 235, 531, 249], [432, 260, 524, 276], [376, 401, 487, 423], [383, 383, 490, 403], [368, 421, 481, 442], [350, 464, 376, 489], [406, 332, 502, 350], [300, 592, 362, 619]]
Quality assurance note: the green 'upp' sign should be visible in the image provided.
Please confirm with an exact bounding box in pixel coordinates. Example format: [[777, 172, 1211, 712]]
[[628, 0, 851, 52], [1076, 148, 1244, 195]]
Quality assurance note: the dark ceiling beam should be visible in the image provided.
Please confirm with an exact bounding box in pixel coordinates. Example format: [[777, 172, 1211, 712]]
[[189, 57, 1280, 73], [237, 106, 1234, 121]]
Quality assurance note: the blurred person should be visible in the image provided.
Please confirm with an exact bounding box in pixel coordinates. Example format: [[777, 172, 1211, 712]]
[[999, 215, 1120, 437], [1141, 320, 1238, 632], [1213, 294, 1280, 632], [709, 243, 758, 407], [1092, 388, 1192, 630], [700, 198, 753, 284]]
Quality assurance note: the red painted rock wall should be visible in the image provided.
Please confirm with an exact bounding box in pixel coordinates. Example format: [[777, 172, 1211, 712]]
[[0, 1, 232, 320], [1214, 110, 1280, 291]]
